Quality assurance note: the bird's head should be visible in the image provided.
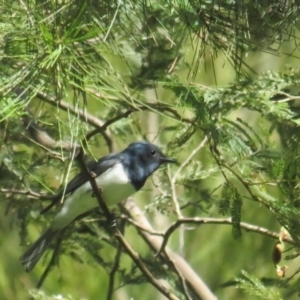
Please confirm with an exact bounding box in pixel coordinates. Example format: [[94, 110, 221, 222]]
[[123, 141, 176, 178]]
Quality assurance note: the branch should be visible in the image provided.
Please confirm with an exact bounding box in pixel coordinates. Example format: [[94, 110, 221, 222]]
[[36, 90, 193, 153], [273, 91, 300, 103], [87, 88, 194, 126], [167, 136, 208, 254], [36, 91, 114, 152], [123, 199, 218, 300], [209, 141, 269, 208], [22, 115, 80, 153], [85, 102, 194, 141], [167, 257, 194, 300], [0, 188, 48, 200], [173, 136, 208, 182], [36, 91, 107, 129], [106, 220, 125, 300], [155, 217, 295, 257], [168, 136, 208, 218], [123, 203, 295, 300]]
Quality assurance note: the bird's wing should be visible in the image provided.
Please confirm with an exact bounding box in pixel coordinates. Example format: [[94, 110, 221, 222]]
[[40, 154, 121, 214], [62, 155, 121, 195]]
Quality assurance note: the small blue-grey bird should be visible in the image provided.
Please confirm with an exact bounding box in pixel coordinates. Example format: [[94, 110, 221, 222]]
[[19, 141, 176, 272]]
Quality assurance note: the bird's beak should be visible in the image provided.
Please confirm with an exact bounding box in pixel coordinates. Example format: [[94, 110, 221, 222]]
[[160, 156, 177, 164]]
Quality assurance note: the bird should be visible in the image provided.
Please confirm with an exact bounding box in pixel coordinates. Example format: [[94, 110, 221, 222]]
[[19, 141, 176, 272]]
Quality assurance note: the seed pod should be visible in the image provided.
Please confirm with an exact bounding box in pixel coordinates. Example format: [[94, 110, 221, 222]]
[[272, 241, 284, 265]]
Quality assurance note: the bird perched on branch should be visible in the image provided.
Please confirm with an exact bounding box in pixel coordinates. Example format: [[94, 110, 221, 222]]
[[19, 141, 176, 272]]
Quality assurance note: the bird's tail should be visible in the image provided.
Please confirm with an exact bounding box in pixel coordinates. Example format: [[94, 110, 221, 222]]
[[19, 227, 60, 272]]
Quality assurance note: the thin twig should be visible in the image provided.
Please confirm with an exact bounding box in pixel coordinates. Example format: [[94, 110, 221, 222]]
[[103, 3, 120, 42], [167, 165, 182, 219], [209, 140, 272, 209], [36, 91, 113, 152], [22, 134, 69, 161], [124, 199, 218, 300], [37, 91, 106, 128], [155, 217, 295, 257], [167, 165, 185, 255], [0, 188, 47, 199], [168, 56, 178, 73], [274, 91, 300, 103], [173, 136, 208, 182], [37, 90, 194, 154], [125, 212, 295, 252], [106, 220, 125, 300], [77, 152, 179, 300], [167, 136, 208, 254], [114, 231, 179, 300], [166, 255, 193, 300], [221, 162, 271, 208], [123, 215, 164, 236], [85, 103, 193, 141]]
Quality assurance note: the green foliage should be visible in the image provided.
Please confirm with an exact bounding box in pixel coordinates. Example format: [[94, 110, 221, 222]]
[[1, 0, 300, 300], [236, 271, 283, 300], [175, 0, 300, 78]]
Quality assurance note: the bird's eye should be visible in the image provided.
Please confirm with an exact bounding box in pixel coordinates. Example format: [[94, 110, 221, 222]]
[[151, 150, 156, 156]]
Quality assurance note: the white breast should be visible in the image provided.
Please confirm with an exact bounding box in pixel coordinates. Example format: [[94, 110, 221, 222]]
[[53, 163, 136, 229]]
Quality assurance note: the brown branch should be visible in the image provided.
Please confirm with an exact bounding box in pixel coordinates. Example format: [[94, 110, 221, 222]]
[[106, 220, 125, 300], [114, 231, 179, 300], [155, 217, 295, 257], [123, 199, 218, 300], [85, 102, 194, 142], [19, 89, 194, 157], [222, 163, 262, 203], [36, 91, 106, 129], [209, 140, 274, 210], [167, 256, 194, 300], [36, 91, 113, 152], [0, 188, 48, 199], [123, 210, 296, 299], [35, 90, 194, 156], [123, 216, 164, 237], [87, 88, 190, 123], [22, 115, 78, 152], [36, 91, 194, 155]]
